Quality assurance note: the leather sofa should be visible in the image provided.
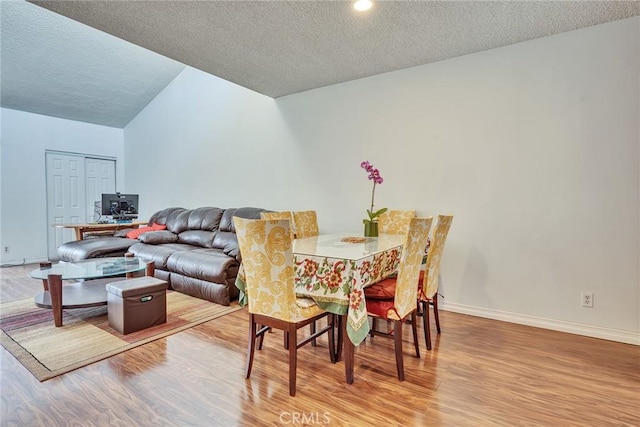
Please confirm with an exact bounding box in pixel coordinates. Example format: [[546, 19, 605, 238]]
[[56, 206, 268, 305]]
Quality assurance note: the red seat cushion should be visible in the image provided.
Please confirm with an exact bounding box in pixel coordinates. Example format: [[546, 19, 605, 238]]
[[364, 277, 398, 320], [366, 298, 396, 320], [364, 277, 397, 300]]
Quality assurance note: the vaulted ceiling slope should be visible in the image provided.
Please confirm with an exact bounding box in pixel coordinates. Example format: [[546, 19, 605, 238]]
[[1, 1, 185, 128], [3, 1, 640, 129]]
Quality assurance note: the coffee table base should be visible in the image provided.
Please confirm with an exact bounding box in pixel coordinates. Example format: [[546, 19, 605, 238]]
[[34, 280, 112, 309], [34, 278, 113, 327], [32, 260, 155, 327]]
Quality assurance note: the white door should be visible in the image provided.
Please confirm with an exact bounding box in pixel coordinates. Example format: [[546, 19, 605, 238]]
[[85, 157, 116, 222], [46, 152, 116, 259]]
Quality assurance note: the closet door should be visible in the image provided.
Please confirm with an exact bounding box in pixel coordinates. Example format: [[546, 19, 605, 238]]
[[45, 152, 116, 259], [85, 157, 116, 222], [46, 152, 86, 259]]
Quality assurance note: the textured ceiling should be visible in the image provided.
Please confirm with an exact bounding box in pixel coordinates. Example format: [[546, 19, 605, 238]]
[[3, 1, 640, 128], [1, 1, 185, 128]]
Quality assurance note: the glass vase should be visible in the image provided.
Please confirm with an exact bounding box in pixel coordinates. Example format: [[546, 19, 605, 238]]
[[364, 221, 379, 237]]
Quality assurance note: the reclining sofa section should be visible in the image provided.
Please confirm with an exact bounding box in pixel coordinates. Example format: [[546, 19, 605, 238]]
[[57, 206, 268, 306]]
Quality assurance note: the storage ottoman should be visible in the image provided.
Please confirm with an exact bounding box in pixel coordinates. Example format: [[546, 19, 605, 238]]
[[106, 277, 168, 334]]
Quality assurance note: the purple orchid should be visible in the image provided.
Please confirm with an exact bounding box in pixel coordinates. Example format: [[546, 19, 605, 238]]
[[361, 161, 387, 223]]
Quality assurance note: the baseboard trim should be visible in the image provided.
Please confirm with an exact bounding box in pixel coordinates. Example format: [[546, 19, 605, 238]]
[[0, 257, 47, 268], [441, 302, 639, 346]]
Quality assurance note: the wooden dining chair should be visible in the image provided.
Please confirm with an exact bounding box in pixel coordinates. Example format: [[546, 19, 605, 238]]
[[378, 210, 416, 235], [418, 214, 453, 351], [363, 216, 433, 381], [233, 217, 335, 396], [292, 210, 319, 239]]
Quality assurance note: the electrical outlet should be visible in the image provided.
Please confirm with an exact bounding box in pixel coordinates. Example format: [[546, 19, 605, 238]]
[[581, 292, 594, 308], [3, 246, 8, 253]]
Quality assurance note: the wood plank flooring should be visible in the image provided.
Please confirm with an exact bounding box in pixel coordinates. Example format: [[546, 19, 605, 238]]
[[1, 264, 638, 426]]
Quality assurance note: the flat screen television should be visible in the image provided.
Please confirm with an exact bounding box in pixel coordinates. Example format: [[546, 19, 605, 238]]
[[101, 193, 139, 219]]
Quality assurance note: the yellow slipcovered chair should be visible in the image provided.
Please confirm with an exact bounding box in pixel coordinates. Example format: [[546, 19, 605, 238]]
[[258, 211, 295, 348], [378, 210, 416, 235], [292, 210, 319, 239], [234, 217, 335, 396], [363, 216, 433, 381], [418, 214, 453, 351], [260, 211, 294, 240], [370, 209, 416, 335]]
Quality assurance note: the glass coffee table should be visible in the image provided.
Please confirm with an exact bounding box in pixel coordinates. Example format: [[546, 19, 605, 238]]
[[31, 257, 153, 327]]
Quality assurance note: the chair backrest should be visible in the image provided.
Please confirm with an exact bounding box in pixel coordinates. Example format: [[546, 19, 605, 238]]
[[292, 210, 319, 239], [393, 217, 433, 319], [261, 211, 294, 240], [423, 214, 454, 299], [378, 210, 416, 235], [234, 217, 297, 322]]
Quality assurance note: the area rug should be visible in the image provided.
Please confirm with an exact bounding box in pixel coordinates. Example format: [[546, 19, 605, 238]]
[[0, 291, 241, 381]]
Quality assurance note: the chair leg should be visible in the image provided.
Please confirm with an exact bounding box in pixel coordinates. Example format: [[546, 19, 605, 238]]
[[284, 331, 289, 349], [257, 324, 265, 350], [245, 314, 257, 379], [433, 292, 441, 334], [288, 324, 298, 396], [328, 314, 336, 364], [370, 317, 378, 338], [422, 300, 432, 351], [394, 320, 405, 381], [335, 315, 344, 362], [411, 311, 420, 358], [310, 320, 317, 347]]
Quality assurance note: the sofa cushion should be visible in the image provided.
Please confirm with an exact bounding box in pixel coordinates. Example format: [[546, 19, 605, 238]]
[[166, 249, 239, 284], [220, 207, 269, 232], [214, 207, 270, 260], [128, 242, 197, 270], [148, 207, 189, 233], [138, 230, 179, 244], [177, 230, 215, 248], [211, 231, 239, 258], [187, 207, 224, 231], [168, 207, 224, 234]]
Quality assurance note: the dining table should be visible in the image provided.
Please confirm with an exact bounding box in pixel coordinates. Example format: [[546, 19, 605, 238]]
[[235, 232, 405, 384]]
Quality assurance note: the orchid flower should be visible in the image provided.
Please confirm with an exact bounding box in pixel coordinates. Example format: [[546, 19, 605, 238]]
[[361, 161, 387, 223]]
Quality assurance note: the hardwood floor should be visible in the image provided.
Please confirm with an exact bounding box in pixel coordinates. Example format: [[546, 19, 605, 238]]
[[1, 264, 639, 426]]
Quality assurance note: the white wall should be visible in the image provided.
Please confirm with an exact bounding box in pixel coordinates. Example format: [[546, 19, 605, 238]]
[[123, 68, 290, 217], [125, 18, 639, 343], [0, 108, 125, 264]]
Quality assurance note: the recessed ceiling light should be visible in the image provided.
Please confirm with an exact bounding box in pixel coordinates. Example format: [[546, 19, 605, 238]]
[[353, 0, 373, 12]]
